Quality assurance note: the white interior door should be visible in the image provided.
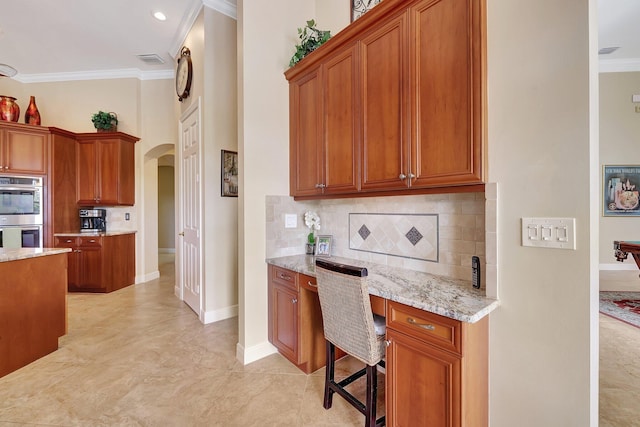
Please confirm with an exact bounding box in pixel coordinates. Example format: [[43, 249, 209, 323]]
[[178, 100, 202, 316]]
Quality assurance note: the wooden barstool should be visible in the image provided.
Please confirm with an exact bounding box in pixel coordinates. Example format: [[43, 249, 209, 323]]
[[315, 259, 386, 427]]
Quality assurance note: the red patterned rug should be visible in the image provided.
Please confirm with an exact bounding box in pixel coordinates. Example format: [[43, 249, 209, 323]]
[[599, 291, 640, 329]]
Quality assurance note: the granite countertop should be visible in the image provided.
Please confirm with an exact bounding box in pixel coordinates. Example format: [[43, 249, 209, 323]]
[[54, 231, 137, 237], [266, 254, 499, 323], [0, 247, 72, 263]]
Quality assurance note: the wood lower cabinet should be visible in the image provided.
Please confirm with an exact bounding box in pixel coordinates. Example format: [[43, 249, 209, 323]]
[[267, 265, 326, 374], [76, 132, 138, 206], [386, 300, 488, 427], [55, 233, 135, 293], [0, 122, 48, 175]]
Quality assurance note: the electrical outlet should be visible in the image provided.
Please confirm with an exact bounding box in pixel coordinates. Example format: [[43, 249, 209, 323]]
[[284, 214, 297, 228]]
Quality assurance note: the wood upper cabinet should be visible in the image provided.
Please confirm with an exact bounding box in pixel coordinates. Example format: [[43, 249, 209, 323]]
[[0, 122, 48, 175], [409, 0, 484, 188], [286, 0, 485, 199], [360, 11, 409, 191], [289, 43, 360, 197], [76, 132, 138, 206], [386, 300, 488, 427]]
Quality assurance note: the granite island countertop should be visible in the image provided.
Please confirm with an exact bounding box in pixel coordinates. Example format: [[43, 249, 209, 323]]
[[0, 247, 72, 263], [266, 254, 499, 323], [54, 231, 137, 237]]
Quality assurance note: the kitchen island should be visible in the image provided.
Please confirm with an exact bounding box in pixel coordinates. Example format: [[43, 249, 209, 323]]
[[0, 248, 70, 378]]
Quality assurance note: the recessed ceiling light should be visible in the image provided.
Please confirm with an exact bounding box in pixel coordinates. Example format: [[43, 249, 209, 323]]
[[153, 11, 167, 21], [599, 46, 619, 55]]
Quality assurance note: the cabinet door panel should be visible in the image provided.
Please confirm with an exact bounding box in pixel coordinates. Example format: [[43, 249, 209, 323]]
[[77, 142, 97, 205], [290, 69, 323, 197], [360, 12, 409, 191], [271, 284, 299, 362], [323, 44, 360, 194], [411, 0, 483, 187], [79, 246, 103, 289], [387, 328, 461, 427], [4, 128, 47, 174], [97, 140, 120, 205]]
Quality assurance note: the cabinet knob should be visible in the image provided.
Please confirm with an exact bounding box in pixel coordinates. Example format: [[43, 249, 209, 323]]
[[66, 239, 73, 243], [291, 298, 298, 304], [384, 340, 391, 347], [398, 173, 407, 180], [408, 173, 415, 179], [315, 183, 326, 189]]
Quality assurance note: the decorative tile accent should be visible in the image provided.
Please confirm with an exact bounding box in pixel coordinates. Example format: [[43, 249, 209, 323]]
[[349, 213, 438, 262], [358, 224, 371, 240]]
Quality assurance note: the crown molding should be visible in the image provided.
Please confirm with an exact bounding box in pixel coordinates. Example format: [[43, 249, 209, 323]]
[[14, 68, 173, 84], [203, 0, 237, 20], [168, 0, 205, 59], [599, 58, 640, 73]]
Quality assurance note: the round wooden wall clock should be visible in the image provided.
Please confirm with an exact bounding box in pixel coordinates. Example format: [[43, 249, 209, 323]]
[[176, 46, 193, 102]]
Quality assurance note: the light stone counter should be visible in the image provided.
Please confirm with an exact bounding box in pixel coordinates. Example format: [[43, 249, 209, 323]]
[[266, 254, 499, 323], [0, 247, 71, 263], [54, 231, 136, 237]]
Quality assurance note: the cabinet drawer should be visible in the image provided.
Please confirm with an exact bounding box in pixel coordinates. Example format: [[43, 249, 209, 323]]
[[55, 236, 79, 247], [79, 236, 102, 247], [300, 274, 317, 292], [271, 265, 298, 291], [387, 300, 462, 355]]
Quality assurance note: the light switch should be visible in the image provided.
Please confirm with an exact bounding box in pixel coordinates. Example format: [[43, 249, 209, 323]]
[[284, 214, 297, 228], [521, 217, 576, 250]]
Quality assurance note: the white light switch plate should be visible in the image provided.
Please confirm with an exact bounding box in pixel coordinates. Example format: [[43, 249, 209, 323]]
[[284, 214, 297, 228], [521, 217, 576, 250]]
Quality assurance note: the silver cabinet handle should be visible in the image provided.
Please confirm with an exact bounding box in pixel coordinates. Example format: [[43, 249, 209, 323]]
[[399, 173, 406, 180], [307, 281, 317, 287], [279, 273, 292, 281], [315, 183, 326, 189], [407, 317, 435, 330], [291, 298, 298, 304], [408, 173, 415, 179]]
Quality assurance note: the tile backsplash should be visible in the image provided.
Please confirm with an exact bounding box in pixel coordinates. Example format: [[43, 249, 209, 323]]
[[266, 192, 488, 283]]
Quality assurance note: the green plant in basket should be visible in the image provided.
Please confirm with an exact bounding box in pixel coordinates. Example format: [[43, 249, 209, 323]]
[[289, 20, 331, 67], [91, 111, 118, 131]]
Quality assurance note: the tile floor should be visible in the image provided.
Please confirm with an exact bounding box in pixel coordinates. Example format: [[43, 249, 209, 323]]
[[599, 270, 640, 427], [1, 257, 637, 426], [0, 255, 382, 426]]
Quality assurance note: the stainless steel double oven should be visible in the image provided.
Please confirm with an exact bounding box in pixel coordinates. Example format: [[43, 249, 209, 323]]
[[0, 176, 43, 249]]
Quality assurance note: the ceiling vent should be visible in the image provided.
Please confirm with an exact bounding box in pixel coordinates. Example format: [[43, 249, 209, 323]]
[[136, 54, 166, 65], [599, 47, 619, 55]]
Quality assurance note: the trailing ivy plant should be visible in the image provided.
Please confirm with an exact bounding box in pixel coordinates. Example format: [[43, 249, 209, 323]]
[[289, 19, 331, 67]]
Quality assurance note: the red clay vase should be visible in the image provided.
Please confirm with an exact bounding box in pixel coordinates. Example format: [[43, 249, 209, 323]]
[[24, 96, 41, 125], [0, 96, 20, 122]]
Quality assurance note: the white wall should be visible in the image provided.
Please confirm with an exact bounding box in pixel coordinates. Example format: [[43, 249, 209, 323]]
[[486, 0, 597, 425], [179, 7, 239, 322], [599, 72, 640, 269]]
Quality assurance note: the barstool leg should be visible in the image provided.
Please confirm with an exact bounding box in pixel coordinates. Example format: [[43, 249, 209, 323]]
[[324, 340, 335, 409], [365, 364, 377, 427]]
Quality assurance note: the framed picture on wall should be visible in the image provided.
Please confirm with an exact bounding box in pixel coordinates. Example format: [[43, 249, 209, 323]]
[[221, 150, 238, 197], [316, 235, 333, 257], [603, 165, 640, 216], [351, 0, 382, 21]]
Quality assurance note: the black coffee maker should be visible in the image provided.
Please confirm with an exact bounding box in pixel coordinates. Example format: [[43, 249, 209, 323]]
[[79, 209, 107, 232]]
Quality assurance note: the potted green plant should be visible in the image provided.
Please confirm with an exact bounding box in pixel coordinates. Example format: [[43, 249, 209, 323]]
[[289, 19, 331, 67], [91, 111, 118, 132]]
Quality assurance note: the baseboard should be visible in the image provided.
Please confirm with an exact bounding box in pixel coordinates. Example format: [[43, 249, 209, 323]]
[[202, 304, 239, 324], [236, 341, 278, 365], [159, 248, 176, 254], [600, 263, 637, 271], [137, 271, 160, 284]]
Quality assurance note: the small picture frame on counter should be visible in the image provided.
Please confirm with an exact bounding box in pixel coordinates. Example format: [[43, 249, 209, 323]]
[[316, 235, 332, 257]]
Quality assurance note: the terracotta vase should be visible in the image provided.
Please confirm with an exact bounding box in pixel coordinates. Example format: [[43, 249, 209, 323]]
[[0, 96, 20, 122], [24, 96, 41, 125]]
